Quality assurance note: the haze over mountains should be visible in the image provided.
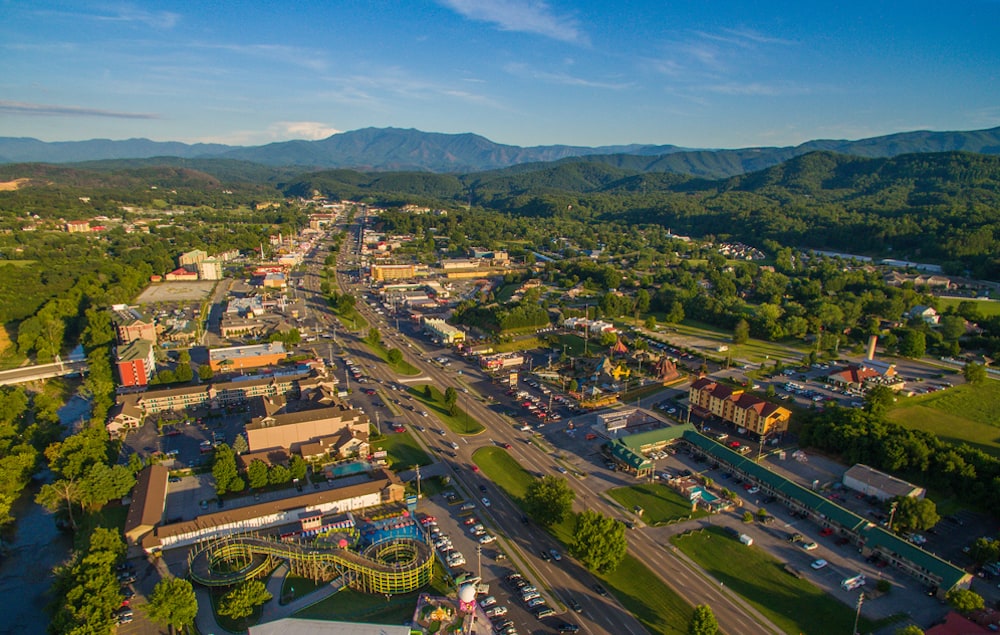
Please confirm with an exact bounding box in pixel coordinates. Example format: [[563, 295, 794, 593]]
[[3, 126, 1000, 179]]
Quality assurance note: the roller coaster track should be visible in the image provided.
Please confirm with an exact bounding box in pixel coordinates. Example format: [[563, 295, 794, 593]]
[[188, 533, 434, 595]]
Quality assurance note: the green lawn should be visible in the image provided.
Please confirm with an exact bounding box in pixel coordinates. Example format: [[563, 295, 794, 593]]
[[606, 483, 710, 526], [671, 526, 878, 635], [472, 446, 533, 500], [601, 554, 694, 635], [935, 297, 1000, 317], [887, 380, 1000, 457], [280, 574, 326, 604], [493, 336, 543, 353], [408, 385, 485, 435], [472, 447, 693, 635], [293, 562, 451, 623], [364, 341, 421, 375], [368, 429, 432, 469]]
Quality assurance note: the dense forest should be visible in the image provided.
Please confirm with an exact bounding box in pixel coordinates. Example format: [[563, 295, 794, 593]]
[[286, 151, 1000, 279]]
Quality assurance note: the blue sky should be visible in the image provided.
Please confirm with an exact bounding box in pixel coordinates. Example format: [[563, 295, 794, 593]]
[[2, 1, 999, 148]]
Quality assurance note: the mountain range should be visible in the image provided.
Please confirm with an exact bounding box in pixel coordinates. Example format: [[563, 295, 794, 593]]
[[2, 125, 1000, 178]]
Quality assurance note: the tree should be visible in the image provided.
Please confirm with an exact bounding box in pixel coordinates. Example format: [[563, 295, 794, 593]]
[[939, 315, 966, 342], [232, 433, 249, 455], [733, 319, 750, 345], [897, 329, 926, 358], [687, 604, 719, 635], [570, 510, 627, 573], [143, 576, 198, 634], [387, 348, 403, 364], [963, 362, 987, 384], [894, 625, 924, 635], [864, 385, 895, 416], [444, 387, 458, 408], [523, 475, 575, 527], [247, 459, 269, 489], [365, 327, 381, 347], [36, 478, 83, 530], [198, 364, 214, 381], [174, 349, 194, 383], [968, 537, 1000, 565], [268, 464, 291, 485], [645, 316, 657, 330], [79, 462, 136, 510], [893, 496, 939, 532], [289, 455, 308, 481], [218, 579, 272, 623], [212, 444, 242, 495], [945, 588, 984, 613]]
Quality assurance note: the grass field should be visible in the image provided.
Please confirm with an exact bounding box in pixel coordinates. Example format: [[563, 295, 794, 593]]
[[672, 526, 879, 635], [472, 447, 693, 635], [409, 385, 486, 435], [0, 323, 20, 369], [935, 297, 1000, 317], [607, 483, 709, 526], [887, 381, 1000, 457], [368, 429, 432, 469], [293, 562, 452, 623], [493, 336, 543, 353], [364, 340, 421, 375]]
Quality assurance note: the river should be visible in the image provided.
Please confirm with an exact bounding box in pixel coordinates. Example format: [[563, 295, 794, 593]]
[[0, 395, 90, 635]]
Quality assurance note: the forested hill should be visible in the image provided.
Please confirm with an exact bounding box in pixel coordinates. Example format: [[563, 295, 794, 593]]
[[3, 150, 1000, 278], [2, 124, 999, 176], [287, 151, 1000, 278]]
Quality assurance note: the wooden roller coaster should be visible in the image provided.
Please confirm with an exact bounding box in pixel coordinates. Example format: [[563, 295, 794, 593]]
[[187, 531, 434, 595]]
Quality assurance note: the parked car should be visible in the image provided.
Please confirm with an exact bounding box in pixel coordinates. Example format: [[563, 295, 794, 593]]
[[479, 596, 497, 608]]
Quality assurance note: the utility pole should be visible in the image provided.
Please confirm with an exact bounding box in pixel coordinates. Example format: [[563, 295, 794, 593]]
[[852, 592, 864, 635], [375, 411, 380, 436], [415, 464, 422, 500]]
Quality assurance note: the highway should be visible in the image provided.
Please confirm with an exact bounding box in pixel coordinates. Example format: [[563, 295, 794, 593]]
[[300, 223, 781, 635]]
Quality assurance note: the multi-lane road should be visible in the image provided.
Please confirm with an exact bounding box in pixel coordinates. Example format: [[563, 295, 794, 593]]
[[298, 226, 781, 635]]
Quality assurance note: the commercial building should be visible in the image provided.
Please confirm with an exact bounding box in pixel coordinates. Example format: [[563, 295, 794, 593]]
[[246, 397, 369, 455], [422, 318, 465, 345], [124, 464, 168, 546], [109, 368, 331, 422], [141, 468, 405, 552], [65, 220, 90, 233], [371, 264, 416, 281], [197, 258, 222, 280], [842, 464, 926, 501], [681, 431, 970, 596], [479, 353, 524, 371], [115, 339, 156, 387], [209, 342, 288, 372], [688, 377, 790, 437], [111, 305, 157, 345], [178, 249, 208, 267]]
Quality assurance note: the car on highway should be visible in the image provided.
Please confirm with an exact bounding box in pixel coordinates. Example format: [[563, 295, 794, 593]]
[[567, 597, 582, 613], [801, 541, 819, 551], [557, 623, 580, 633], [811, 559, 828, 570], [593, 584, 608, 596], [549, 549, 562, 561], [481, 497, 491, 507], [539, 549, 551, 561]]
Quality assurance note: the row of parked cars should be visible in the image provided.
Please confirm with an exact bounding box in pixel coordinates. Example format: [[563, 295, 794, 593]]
[[425, 518, 467, 568]]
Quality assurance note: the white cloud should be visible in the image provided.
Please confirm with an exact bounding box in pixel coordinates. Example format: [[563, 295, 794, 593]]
[[437, 0, 587, 44], [270, 121, 341, 140], [35, 6, 180, 29]]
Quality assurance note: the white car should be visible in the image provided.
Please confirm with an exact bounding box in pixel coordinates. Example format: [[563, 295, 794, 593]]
[[481, 498, 492, 507], [478, 534, 496, 544], [485, 606, 508, 617], [801, 542, 819, 551], [811, 559, 828, 570], [479, 596, 497, 608]]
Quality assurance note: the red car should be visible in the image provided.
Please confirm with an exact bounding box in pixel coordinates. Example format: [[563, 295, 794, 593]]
[[501, 442, 512, 449], [728, 441, 741, 448], [820, 527, 834, 537]]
